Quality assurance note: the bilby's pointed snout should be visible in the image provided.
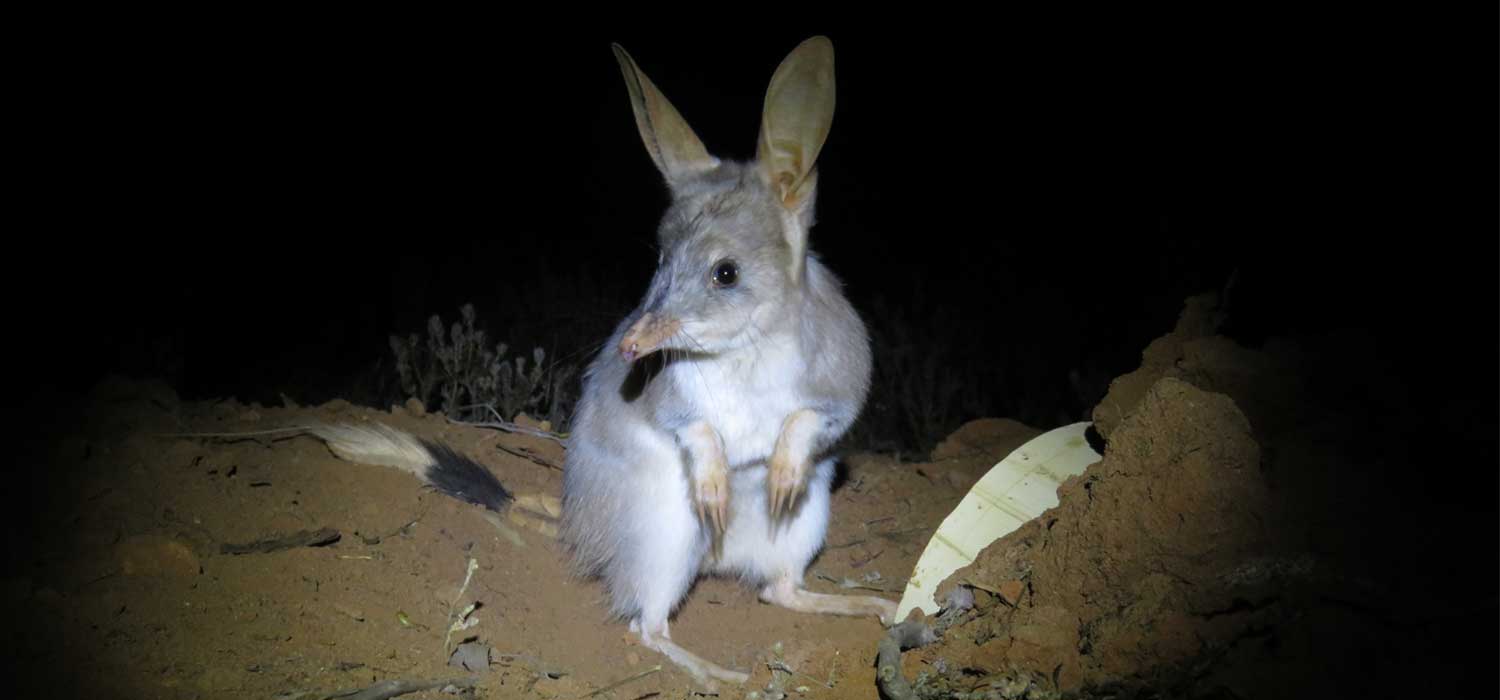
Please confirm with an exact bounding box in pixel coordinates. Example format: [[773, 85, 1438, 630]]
[[619, 312, 682, 361]]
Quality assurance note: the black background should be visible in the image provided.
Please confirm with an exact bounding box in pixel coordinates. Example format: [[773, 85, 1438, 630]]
[[15, 15, 1491, 450]]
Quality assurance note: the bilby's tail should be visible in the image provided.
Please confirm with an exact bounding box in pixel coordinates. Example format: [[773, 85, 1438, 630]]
[[309, 422, 512, 512]]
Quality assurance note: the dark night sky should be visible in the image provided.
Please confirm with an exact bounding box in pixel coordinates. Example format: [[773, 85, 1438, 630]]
[[19, 18, 1491, 443]]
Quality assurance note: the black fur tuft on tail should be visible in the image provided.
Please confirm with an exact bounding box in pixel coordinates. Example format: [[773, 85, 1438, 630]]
[[421, 440, 513, 512]]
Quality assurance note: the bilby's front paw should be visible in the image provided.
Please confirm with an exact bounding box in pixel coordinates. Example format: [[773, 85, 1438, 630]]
[[694, 464, 729, 540], [767, 449, 808, 523], [768, 408, 820, 524]]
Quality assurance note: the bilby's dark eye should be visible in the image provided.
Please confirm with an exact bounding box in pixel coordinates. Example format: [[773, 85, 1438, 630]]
[[712, 259, 738, 288]]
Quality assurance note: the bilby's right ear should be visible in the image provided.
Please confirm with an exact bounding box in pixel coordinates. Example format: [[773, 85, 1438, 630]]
[[613, 43, 720, 191]]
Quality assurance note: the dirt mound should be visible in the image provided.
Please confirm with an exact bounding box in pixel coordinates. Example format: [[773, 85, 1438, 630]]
[[899, 295, 1490, 699]]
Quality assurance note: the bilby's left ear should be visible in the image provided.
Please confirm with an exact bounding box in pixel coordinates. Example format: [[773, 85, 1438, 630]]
[[755, 35, 835, 282]]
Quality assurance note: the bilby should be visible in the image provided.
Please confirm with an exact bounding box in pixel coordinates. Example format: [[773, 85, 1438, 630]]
[[560, 36, 895, 687]]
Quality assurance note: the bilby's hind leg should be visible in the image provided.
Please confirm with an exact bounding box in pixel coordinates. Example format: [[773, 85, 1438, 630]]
[[720, 457, 900, 625], [633, 618, 750, 688], [606, 446, 746, 688]]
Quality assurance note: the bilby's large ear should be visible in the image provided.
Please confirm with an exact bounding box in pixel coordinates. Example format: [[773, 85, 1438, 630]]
[[756, 36, 835, 213], [756, 36, 835, 284], [612, 43, 719, 190]]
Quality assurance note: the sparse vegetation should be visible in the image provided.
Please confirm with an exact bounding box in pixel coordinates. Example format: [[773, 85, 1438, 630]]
[[389, 304, 577, 429], [370, 267, 1135, 457], [384, 296, 1100, 456]]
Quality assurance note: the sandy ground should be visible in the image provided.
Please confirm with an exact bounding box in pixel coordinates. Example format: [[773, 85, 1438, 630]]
[[11, 377, 1035, 699], [9, 294, 1492, 699]]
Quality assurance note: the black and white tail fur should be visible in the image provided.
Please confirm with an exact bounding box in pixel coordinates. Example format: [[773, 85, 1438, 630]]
[[310, 423, 512, 512]]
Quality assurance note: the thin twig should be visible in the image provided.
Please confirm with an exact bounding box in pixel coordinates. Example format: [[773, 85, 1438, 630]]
[[850, 548, 885, 568], [220, 528, 341, 555], [450, 417, 567, 443], [448, 406, 568, 444], [495, 443, 563, 470], [580, 665, 661, 698], [313, 676, 478, 700]]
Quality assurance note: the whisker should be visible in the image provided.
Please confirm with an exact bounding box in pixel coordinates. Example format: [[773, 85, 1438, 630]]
[[741, 307, 770, 372], [560, 335, 613, 366], [675, 327, 726, 426]]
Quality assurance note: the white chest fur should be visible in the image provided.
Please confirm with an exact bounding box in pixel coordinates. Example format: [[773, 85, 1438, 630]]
[[668, 339, 805, 466]]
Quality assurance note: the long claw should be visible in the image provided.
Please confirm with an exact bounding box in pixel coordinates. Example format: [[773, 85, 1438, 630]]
[[693, 463, 729, 554], [774, 479, 810, 527]]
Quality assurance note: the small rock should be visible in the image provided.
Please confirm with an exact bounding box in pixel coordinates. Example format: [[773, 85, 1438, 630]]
[[515, 493, 563, 519], [333, 603, 365, 622], [448, 642, 491, 672], [405, 397, 426, 416], [514, 413, 543, 429], [942, 585, 975, 611], [510, 510, 560, 538]]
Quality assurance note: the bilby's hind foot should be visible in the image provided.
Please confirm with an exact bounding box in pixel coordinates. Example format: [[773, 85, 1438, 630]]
[[636, 619, 750, 689], [761, 575, 900, 626]]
